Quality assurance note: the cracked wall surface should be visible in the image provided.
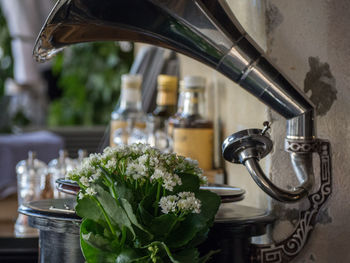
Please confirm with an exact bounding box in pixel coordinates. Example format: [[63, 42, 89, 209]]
[[266, 0, 350, 261]]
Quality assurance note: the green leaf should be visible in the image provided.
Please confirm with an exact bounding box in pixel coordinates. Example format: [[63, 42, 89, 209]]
[[172, 173, 200, 194], [166, 213, 207, 249], [94, 185, 136, 239], [195, 190, 221, 226], [119, 198, 153, 239], [80, 219, 118, 263], [137, 199, 154, 227], [162, 190, 220, 250], [172, 248, 200, 263], [75, 195, 105, 225], [137, 193, 156, 227], [150, 214, 178, 238], [80, 219, 116, 251], [80, 236, 117, 263], [186, 228, 209, 248], [115, 184, 135, 204], [115, 248, 147, 263]]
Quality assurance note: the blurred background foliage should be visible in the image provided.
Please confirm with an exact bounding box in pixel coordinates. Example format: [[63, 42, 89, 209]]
[[1, 5, 133, 128], [49, 42, 134, 126], [0, 6, 13, 96]]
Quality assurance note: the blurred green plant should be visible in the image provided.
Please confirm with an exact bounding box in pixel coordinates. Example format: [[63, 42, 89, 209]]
[[49, 42, 134, 126], [0, 6, 13, 96]]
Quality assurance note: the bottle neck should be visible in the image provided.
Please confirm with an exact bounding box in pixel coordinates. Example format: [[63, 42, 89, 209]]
[[119, 86, 142, 110], [181, 90, 205, 117], [156, 87, 177, 107], [176, 89, 185, 115]]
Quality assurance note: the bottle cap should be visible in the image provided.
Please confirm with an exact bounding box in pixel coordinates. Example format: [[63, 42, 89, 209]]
[[183, 76, 206, 89], [122, 74, 143, 89], [157, 75, 178, 91]]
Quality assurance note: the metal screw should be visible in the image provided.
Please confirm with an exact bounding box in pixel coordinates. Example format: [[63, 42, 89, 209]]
[[261, 121, 271, 136]]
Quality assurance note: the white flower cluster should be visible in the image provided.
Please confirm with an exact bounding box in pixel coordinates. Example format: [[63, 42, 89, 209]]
[[67, 143, 207, 197], [78, 187, 97, 199], [174, 156, 207, 186], [150, 168, 182, 191], [125, 155, 148, 180], [159, 192, 201, 214]]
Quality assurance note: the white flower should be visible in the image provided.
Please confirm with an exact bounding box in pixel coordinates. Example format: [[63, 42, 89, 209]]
[[177, 192, 201, 214], [66, 171, 74, 180], [151, 168, 182, 191], [78, 192, 84, 199], [162, 173, 181, 191], [86, 187, 97, 196], [80, 176, 90, 187], [149, 156, 159, 166], [185, 157, 198, 166], [198, 174, 208, 186], [126, 160, 148, 180], [80, 159, 97, 175], [137, 155, 148, 165], [150, 168, 165, 181], [105, 158, 117, 171], [89, 171, 102, 182], [177, 192, 195, 199], [159, 195, 179, 214], [159, 192, 201, 215], [88, 153, 101, 165]]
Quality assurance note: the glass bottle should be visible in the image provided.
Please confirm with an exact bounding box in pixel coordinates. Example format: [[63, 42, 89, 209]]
[[110, 74, 146, 146], [145, 116, 173, 152], [48, 149, 75, 199], [73, 149, 88, 169], [153, 75, 178, 130], [172, 76, 213, 171], [15, 151, 47, 237]]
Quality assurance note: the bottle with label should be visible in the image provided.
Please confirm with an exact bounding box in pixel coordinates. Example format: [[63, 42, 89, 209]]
[[110, 74, 146, 146], [172, 76, 213, 171], [153, 75, 178, 130]]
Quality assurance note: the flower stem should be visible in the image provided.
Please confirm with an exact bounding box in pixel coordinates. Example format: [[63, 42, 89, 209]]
[[166, 218, 179, 237], [145, 180, 149, 196], [91, 196, 116, 236], [154, 183, 161, 217], [120, 226, 127, 248], [111, 184, 120, 206]]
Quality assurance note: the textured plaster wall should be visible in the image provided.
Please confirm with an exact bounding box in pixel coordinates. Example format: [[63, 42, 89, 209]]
[[266, 0, 350, 262]]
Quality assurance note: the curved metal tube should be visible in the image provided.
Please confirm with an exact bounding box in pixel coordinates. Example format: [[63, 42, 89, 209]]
[[244, 158, 308, 202], [290, 153, 314, 189]]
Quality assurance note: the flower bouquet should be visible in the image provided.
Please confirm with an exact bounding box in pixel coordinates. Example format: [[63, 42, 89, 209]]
[[67, 144, 221, 263]]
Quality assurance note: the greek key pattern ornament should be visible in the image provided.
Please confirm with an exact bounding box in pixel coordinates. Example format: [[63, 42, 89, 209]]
[[251, 139, 332, 263]]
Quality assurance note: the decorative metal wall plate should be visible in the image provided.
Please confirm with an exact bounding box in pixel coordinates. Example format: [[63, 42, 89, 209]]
[[251, 139, 332, 263]]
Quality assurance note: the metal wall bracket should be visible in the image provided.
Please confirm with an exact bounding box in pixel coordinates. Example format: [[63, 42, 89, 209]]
[[250, 139, 332, 263]]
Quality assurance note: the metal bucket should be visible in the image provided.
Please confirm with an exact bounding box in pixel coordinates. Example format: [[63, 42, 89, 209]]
[[19, 199, 84, 263]]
